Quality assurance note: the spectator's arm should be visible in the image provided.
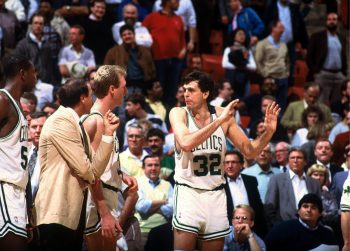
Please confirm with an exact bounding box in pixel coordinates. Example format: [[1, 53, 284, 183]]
[[160, 185, 174, 219], [222, 47, 235, 70], [119, 187, 138, 228], [55, 6, 89, 17]]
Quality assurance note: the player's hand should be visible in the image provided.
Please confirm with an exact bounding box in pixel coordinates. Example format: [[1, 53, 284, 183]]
[[103, 110, 120, 136], [101, 212, 122, 239], [122, 173, 138, 193], [263, 102, 280, 135], [219, 99, 239, 123]]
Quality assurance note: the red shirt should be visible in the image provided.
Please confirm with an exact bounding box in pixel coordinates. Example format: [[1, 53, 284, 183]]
[[143, 11, 186, 60]]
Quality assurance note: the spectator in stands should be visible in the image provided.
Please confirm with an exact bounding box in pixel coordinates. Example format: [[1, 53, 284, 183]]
[[274, 141, 289, 171], [329, 109, 350, 144], [124, 93, 168, 148], [112, 3, 153, 47], [210, 79, 234, 107], [119, 123, 148, 177], [264, 0, 308, 85], [281, 83, 334, 131], [310, 139, 343, 183], [242, 143, 281, 202], [223, 205, 266, 251], [81, 0, 114, 65], [307, 12, 347, 104], [16, 13, 54, 84], [222, 28, 256, 98], [175, 85, 185, 107], [265, 148, 321, 228], [291, 105, 325, 147], [331, 80, 350, 118], [224, 150, 267, 238], [21, 92, 37, 114], [116, 0, 149, 22], [144, 80, 168, 122], [52, 0, 89, 26], [153, 0, 197, 52], [41, 102, 58, 116], [307, 164, 339, 227], [38, 0, 70, 46], [146, 128, 175, 180], [255, 20, 289, 111], [104, 24, 156, 94], [58, 25, 96, 82], [135, 154, 173, 248], [143, 0, 186, 107], [228, 0, 264, 45], [4, 0, 25, 23], [190, 54, 202, 71], [265, 193, 339, 251], [0, 0, 21, 52]]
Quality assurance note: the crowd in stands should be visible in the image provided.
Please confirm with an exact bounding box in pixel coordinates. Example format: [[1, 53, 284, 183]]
[[0, 0, 349, 250]]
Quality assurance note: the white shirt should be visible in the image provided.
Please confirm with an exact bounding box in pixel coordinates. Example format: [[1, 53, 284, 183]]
[[289, 169, 308, 209], [34, 81, 54, 111], [277, 1, 293, 44], [153, 0, 197, 29], [5, 0, 26, 22], [228, 175, 249, 206], [111, 21, 153, 47], [222, 47, 257, 70]]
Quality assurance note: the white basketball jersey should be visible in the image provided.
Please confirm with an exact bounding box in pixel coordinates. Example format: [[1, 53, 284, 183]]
[[81, 112, 121, 189], [0, 89, 29, 189], [174, 106, 226, 190]]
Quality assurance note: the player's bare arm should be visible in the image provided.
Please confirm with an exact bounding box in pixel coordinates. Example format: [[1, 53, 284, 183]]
[[83, 112, 122, 239], [226, 102, 280, 159], [170, 100, 238, 152], [0, 93, 12, 136], [119, 188, 138, 228]]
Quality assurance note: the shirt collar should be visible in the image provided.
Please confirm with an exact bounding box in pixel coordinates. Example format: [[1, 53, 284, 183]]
[[147, 177, 161, 186], [29, 32, 43, 44], [316, 160, 330, 168], [289, 169, 306, 180], [298, 218, 319, 230], [69, 44, 85, 52], [258, 165, 273, 174], [229, 174, 242, 182]]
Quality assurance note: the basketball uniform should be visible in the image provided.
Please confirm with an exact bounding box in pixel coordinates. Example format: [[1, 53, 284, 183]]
[[0, 89, 29, 238], [81, 112, 122, 235], [172, 106, 230, 240]]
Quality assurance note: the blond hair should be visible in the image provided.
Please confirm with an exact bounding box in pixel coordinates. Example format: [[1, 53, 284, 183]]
[[307, 164, 328, 186], [92, 65, 126, 98]]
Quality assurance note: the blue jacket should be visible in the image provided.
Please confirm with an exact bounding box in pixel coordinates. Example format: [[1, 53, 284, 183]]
[[228, 7, 265, 39]]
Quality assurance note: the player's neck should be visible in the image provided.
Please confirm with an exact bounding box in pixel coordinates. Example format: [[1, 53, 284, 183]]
[[91, 99, 109, 115], [189, 105, 210, 119], [4, 82, 23, 101]]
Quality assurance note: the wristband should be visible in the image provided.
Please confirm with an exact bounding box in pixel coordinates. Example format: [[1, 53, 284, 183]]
[[102, 135, 113, 143]]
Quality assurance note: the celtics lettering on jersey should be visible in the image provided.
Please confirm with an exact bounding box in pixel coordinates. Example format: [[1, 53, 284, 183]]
[[191, 135, 223, 176]]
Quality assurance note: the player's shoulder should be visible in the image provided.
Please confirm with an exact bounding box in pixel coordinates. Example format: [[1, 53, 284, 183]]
[[0, 91, 11, 119], [170, 106, 187, 117]]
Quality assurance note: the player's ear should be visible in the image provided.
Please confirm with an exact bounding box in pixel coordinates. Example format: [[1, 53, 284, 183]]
[[203, 91, 209, 100]]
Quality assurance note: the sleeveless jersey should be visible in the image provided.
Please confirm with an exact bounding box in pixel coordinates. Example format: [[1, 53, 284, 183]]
[[174, 106, 226, 190], [81, 112, 121, 190], [0, 89, 28, 189]]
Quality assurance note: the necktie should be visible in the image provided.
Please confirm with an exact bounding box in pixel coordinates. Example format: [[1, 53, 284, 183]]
[[28, 148, 38, 177], [283, 166, 287, 173], [79, 121, 90, 160]]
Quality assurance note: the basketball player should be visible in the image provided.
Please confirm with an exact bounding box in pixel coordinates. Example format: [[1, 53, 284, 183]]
[[0, 55, 37, 251], [169, 71, 280, 251], [82, 65, 138, 251]]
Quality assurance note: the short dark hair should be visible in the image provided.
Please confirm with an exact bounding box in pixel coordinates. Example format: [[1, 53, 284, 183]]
[[314, 138, 333, 151], [58, 79, 89, 108], [147, 128, 165, 141], [30, 13, 45, 24], [288, 147, 308, 162], [30, 111, 47, 119], [126, 93, 147, 109], [225, 150, 244, 163], [71, 25, 85, 35], [119, 24, 135, 36], [22, 92, 38, 106], [142, 154, 160, 168], [182, 71, 214, 101], [2, 55, 33, 80], [268, 19, 280, 34], [298, 193, 323, 213], [41, 102, 59, 112], [301, 105, 324, 127]]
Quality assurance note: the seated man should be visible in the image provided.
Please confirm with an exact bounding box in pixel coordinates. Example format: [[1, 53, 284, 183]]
[[224, 204, 266, 251], [265, 193, 339, 251], [135, 154, 173, 248]]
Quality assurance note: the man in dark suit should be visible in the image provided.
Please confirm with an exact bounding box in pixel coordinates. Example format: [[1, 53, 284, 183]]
[[224, 150, 267, 237], [307, 12, 347, 104], [265, 147, 321, 228], [310, 138, 343, 184]]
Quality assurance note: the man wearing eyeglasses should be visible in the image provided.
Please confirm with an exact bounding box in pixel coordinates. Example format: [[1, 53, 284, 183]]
[[224, 150, 267, 238], [223, 205, 266, 251], [119, 123, 148, 177]]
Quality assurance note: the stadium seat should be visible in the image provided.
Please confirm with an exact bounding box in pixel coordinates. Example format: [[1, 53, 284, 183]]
[[201, 54, 225, 82], [294, 60, 308, 87]]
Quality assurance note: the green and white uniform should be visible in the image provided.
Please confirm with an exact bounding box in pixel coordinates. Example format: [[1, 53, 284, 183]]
[[0, 89, 29, 238], [173, 106, 230, 240]]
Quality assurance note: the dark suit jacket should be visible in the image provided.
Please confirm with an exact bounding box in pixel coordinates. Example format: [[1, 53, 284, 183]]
[[224, 174, 267, 237], [307, 30, 347, 76], [330, 171, 349, 206], [265, 171, 321, 228]]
